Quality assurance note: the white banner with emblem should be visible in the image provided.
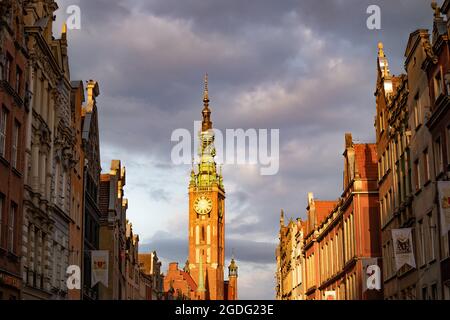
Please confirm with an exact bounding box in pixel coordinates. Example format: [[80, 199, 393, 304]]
[[437, 181, 450, 235], [91, 250, 109, 287], [392, 228, 416, 271]]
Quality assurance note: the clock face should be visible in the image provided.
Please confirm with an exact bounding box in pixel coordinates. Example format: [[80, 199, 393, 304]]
[[194, 195, 213, 215]]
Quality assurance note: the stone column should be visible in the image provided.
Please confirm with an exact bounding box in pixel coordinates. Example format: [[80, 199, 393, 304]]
[[49, 95, 55, 204], [43, 80, 49, 123], [46, 158, 52, 203], [31, 143, 40, 191], [40, 153, 46, 196], [36, 228, 42, 287], [34, 69, 41, 115], [24, 65, 35, 184]]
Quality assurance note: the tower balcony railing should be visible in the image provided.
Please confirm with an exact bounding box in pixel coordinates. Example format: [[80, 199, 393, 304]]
[[194, 186, 213, 192]]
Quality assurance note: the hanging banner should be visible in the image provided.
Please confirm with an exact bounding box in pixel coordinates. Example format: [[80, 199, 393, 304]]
[[437, 181, 450, 235], [324, 291, 336, 300], [91, 250, 109, 287], [362, 258, 382, 292], [392, 228, 416, 271]]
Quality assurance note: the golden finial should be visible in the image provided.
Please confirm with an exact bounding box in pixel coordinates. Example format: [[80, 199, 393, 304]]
[[62, 22, 67, 34], [377, 42, 384, 58]]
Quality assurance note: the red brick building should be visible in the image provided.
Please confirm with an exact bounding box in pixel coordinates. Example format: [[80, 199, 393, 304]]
[[0, 0, 28, 300], [164, 262, 198, 300], [303, 134, 382, 300]]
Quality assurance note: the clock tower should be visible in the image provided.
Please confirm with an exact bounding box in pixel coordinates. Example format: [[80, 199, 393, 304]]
[[188, 74, 226, 300]]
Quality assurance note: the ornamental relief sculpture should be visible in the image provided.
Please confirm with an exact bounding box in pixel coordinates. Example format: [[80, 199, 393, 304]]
[[32, 41, 58, 87], [38, 122, 52, 148], [54, 128, 77, 171], [422, 38, 438, 65]]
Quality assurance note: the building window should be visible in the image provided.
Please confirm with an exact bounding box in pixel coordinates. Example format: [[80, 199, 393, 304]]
[[422, 286, 428, 300], [5, 54, 12, 83], [414, 92, 421, 130], [8, 203, 16, 253], [434, 137, 444, 175], [0, 194, 3, 247], [431, 283, 438, 300], [434, 70, 444, 101], [414, 159, 421, 191], [12, 121, 19, 169], [379, 111, 384, 132], [423, 149, 430, 183], [418, 220, 426, 267], [428, 213, 436, 262], [15, 66, 22, 94], [0, 107, 7, 158]]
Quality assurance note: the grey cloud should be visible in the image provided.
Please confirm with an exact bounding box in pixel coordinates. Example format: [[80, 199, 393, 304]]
[[141, 231, 276, 265], [149, 188, 171, 202], [54, 0, 433, 299]]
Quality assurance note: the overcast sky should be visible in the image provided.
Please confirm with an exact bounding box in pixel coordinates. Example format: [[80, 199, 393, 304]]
[[54, 0, 433, 299]]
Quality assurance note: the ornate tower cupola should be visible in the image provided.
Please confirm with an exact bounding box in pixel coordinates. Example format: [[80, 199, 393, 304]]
[[377, 42, 393, 96], [228, 257, 238, 278], [191, 74, 224, 189]]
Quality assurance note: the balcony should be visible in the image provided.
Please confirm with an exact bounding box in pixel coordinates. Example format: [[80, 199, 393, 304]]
[[427, 94, 450, 130]]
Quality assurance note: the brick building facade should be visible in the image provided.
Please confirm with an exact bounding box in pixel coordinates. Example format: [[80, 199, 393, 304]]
[[0, 0, 28, 300], [277, 134, 382, 300]]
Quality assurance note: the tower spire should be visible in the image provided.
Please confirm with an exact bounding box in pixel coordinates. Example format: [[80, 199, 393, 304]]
[[203, 73, 209, 102], [202, 73, 212, 131], [280, 209, 285, 226]]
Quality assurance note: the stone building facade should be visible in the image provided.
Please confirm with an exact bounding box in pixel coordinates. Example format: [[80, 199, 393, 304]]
[[374, 3, 450, 300], [98, 160, 127, 300], [125, 222, 140, 300], [425, 1, 450, 299], [275, 213, 305, 300], [68, 80, 84, 300], [0, 0, 28, 300], [138, 251, 164, 300], [81, 80, 101, 300], [376, 41, 419, 299], [21, 0, 77, 300]]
